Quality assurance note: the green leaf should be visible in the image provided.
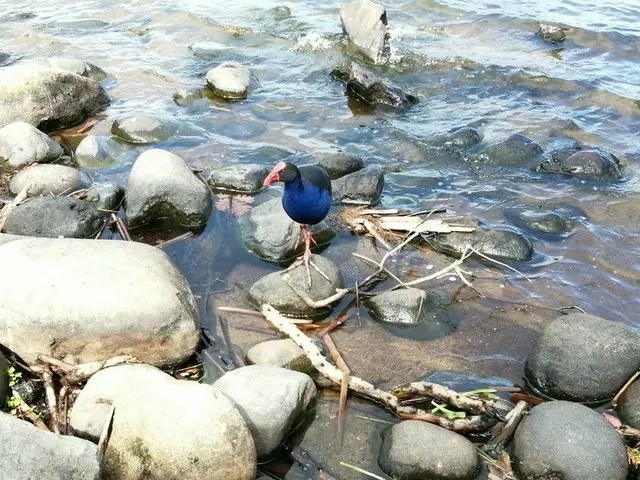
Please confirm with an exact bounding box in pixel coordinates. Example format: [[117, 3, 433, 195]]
[[461, 388, 500, 400], [431, 402, 466, 419]]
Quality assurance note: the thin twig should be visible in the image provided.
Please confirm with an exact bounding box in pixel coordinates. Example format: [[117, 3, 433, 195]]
[[352, 253, 407, 287], [359, 218, 391, 250], [613, 370, 640, 407], [111, 213, 132, 241], [156, 231, 194, 249], [42, 367, 60, 434], [396, 408, 495, 433], [322, 333, 350, 450], [218, 305, 313, 324]]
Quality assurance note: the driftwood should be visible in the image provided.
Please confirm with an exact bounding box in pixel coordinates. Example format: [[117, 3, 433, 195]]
[[482, 401, 530, 458], [378, 216, 475, 234]]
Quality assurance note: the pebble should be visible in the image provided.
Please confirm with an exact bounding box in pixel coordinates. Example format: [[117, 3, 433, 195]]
[[246, 338, 314, 373], [74, 134, 119, 168]]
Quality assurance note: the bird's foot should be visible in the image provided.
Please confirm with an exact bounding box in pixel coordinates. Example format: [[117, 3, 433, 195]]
[[281, 257, 330, 289]]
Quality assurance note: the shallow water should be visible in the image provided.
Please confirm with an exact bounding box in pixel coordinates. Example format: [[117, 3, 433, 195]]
[[1, 0, 640, 476]]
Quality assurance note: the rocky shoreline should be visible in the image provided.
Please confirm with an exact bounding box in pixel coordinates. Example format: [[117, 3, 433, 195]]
[[0, 1, 639, 479]]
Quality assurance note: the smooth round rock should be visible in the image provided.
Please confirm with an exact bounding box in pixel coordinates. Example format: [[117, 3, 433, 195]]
[[246, 338, 313, 373], [379, 420, 479, 480], [525, 313, 640, 404], [111, 115, 177, 144], [312, 151, 364, 180], [9, 164, 87, 197], [480, 134, 543, 166], [173, 88, 202, 106], [365, 289, 428, 325], [513, 401, 628, 480], [445, 127, 482, 149], [518, 211, 571, 234], [0, 121, 63, 167], [74, 134, 118, 168], [207, 164, 269, 193], [28, 57, 107, 81], [561, 150, 623, 179], [332, 164, 384, 205], [84, 183, 125, 211], [205, 62, 251, 100]]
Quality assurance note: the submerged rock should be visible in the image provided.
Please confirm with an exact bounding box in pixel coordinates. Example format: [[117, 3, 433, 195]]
[[70, 364, 256, 480], [537, 23, 567, 43], [512, 401, 627, 480], [517, 211, 572, 235], [74, 134, 119, 168], [206, 62, 252, 100], [29, 57, 108, 81], [214, 365, 316, 458], [616, 378, 640, 429], [340, 0, 389, 64], [525, 313, 640, 404], [207, 164, 269, 193], [332, 164, 383, 205], [365, 289, 430, 325], [111, 115, 177, 144], [0, 412, 100, 480], [173, 88, 203, 106], [0, 122, 63, 167], [9, 164, 88, 197], [479, 134, 543, 166], [246, 338, 313, 373], [239, 197, 334, 262], [0, 63, 110, 131], [0, 238, 200, 366], [125, 149, 212, 229], [538, 149, 624, 180], [248, 254, 343, 319], [444, 126, 482, 149], [312, 151, 364, 179], [84, 183, 125, 211], [379, 420, 479, 480], [2, 196, 104, 238]]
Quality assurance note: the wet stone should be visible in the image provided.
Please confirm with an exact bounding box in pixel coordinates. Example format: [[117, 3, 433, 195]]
[[379, 420, 479, 480], [173, 88, 203, 106], [616, 378, 640, 429], [365, 288, 430, 325], [479, 134, 543, 166], [2, 196, 104, 238], [513, 401, 628, 480], [208, 164, 269, 193], [332, 164, 384, 205], [9, 164, 88, 197], [30, 57, 107, 82], [271, 5, 292, 17], [538, 149, 623, 180], [340, 0, 389, 64], [312, 151, 364, 180], [537, 23, 567, 43], [246, 338, 313, 373], [444, 126, 482, 149], [525, 313, 640, 404], [84, 183, 125, 211], [206, 62, 251, 100], [111, 115, 177, 144], [74, 134, 119, 168], [517, 211, 571, 234], [0, 121, 63, 167], [248, 254, 343, 319]]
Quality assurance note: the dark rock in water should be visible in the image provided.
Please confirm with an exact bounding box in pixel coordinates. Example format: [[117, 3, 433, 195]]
[[239, 197, 334, 262], [0, 121, 63, 167], [0, 52, 9, 66], [84, 183, 125, 212], [205, 62, 252, 100], [616, 379, 640, 429], [111, 115, 177, 144], [332, 164, 383, 205], [74, 134, 120, 169], [9, 164, 88, 197], [0, 63, 109, 131], [125, 149, 212, 229], [444, 126, 482, 149], [332, 63, 417, 110], [537, 23, 567, 43], [379, 420, 479, 480], [430, 220, 533, 262], [12, 377, 45, 407], [248, 255, 343, 319], [517, 211, 572, 234], [207, 164, 269, 193], [172, 88, 203, 106], [340, 0, 389, 64], [271, 5, 292, 17], [479, 134, 543, 166], [538, 149, 623, 180], [3, 196, 104, 239], [512, 401, 628, 480], [0, 351, 8, 407], [525, 313, 640, 404], [312, 151, 364, 180]]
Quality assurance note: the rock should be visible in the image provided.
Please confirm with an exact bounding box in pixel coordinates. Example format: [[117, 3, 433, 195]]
[[207, 164, 269, 193], [538, 23, 567, 43], [271, 5, 292, 17], [616, 379, 640, 429], [444, 126, 482, 149], [111, 115, 177, 144], [28, 57, 107, 81], [0, 412, 100, 480], [0, 238, 200, 366], [2, 196, 104, 238], [173, 88, 202, 106], [9, 164, 88, 196], [525, 313, 640, 404], [512, 401, 628, 480], [84, 183, 125, 211], [0, 351, 8, 406], [431, 221, 533, 262], [205, 62, 252, 100], [312, 151, 364, 179], [333, 63, 417, 110], [479, 134, 543, 166], [332, 164, 383, 205], [70, 364, 256, 480], [125, 149, 212, 229], [74, 135, 119, 168], [0, 63, 110, 131], [12, 377, 44, 407], [538, 149, 624, 180], [239, 197, 334, 262], [214, 365, 316, 458], [517, 211, 571, 234], [340, 0, 389, 64], [0, 121, 63, 166], [379, 420, 479, 480], [248, 254, 343, 319], [246, 338, 313, 373]]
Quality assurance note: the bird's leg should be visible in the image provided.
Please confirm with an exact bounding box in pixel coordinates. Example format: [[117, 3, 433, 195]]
[[281, 225, 330, 288]]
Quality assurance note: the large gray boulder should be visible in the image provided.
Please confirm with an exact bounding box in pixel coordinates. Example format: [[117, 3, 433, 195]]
[[512, 401, 628, 480], [25, 57, 107, 81], [0, 63, 109, 131], [0, 412, 100, 480], [525, 313, 640, 404], [312, 151, 363, 180], [213, 365, 316, 458], [0, 238, 200, 366], [479, 134, 542, 166], [0, 121, 63, 167], [2, 196, 104, 238], [379, 420, 479, 480], [9, 164, 88, 196], [332, 164, 383, 205], [206, 62, 252, 100], [125, 149, 212, 229], [340, 0, 389, 64], [70, 364, 256, 480]]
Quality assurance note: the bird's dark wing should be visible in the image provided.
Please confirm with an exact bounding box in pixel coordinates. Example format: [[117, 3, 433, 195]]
[[299, 165, 332, 195]]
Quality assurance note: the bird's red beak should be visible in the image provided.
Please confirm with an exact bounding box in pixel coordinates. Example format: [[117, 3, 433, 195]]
[[263, 161, 287, 187]]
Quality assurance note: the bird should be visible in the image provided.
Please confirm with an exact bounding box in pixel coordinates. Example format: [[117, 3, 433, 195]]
[[263, 161, 332, 287]]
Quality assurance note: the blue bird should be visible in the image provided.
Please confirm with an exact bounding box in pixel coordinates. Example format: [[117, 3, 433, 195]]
[[263, 161, 332, 286]]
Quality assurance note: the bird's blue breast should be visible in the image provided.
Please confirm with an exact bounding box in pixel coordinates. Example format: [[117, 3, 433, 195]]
[[282, 178, 331, 225]]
